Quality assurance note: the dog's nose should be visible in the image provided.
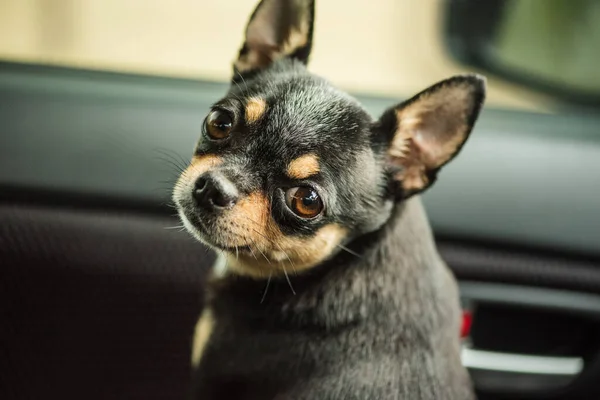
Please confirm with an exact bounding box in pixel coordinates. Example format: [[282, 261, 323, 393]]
[[193, 173, 239, 210]]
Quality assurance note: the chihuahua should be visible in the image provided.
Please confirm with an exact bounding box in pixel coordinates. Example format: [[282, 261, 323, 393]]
[[173, 0, 485, 398]]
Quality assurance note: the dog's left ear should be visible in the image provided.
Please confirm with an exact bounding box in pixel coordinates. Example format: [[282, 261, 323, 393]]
[[377, 75, 486, 199], [234, 0, 315, 75]]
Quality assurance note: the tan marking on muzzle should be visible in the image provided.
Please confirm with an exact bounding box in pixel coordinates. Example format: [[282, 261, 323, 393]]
[[189, 154, 223, 175], [218, 191, 347, 278], [176, 154, 223, 188], [286, 154, 320, 180], [245, 97, 267, 124]]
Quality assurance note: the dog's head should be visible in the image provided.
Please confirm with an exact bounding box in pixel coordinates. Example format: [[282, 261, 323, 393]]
[[173, 0, 485, 278]]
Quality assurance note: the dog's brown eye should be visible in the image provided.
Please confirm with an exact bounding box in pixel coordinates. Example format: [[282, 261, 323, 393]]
[[285, 187, 323, 219], [205, 110, 233, 140]]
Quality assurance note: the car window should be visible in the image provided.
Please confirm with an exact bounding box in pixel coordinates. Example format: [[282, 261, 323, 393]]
[[0, 0, 558, 113]]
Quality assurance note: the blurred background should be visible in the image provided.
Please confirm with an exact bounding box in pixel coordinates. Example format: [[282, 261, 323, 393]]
[[2, 0, 591, 112], [1, 1, 600, 400]]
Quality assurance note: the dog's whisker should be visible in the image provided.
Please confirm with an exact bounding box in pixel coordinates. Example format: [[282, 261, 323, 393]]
[[260, 271, 272, 304], [153, 153, 187, 173], [154, 156, 186, 170], [337, 244, 363, 259], [231, 80, 245, 97], [227, 89, 244, 103], [271, 239, 297, 273], [239, 219, 294, 268], [240, 73, 249, 93], [158, 179, 180, 185], [248, 245, 258, 261], [164, 225, 185, 230], [153, 147, 189, 165], [254, 243, 271, 264], [164, 203, 178, 211], [239, 217, 297, 272], [281, 265, 296, 295], [276, 243, 296, 271], [236, 70, 249, 93]]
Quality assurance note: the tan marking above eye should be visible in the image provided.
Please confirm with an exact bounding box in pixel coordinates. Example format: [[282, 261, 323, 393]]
[[245, 97, 267, 124], [287, 154, 320, 180]]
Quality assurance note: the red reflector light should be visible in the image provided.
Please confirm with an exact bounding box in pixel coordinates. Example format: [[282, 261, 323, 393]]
[[461, 310, 472, 338]]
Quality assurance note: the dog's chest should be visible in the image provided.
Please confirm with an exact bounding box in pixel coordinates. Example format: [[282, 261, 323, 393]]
[[189, 311, 451, 400], [190, 319, 467, 400], [190, 313, 321, 399]]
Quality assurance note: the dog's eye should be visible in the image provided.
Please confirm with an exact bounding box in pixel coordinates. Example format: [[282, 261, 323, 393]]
[[285, 187, 323, 219], [205, 110, 233, 140]]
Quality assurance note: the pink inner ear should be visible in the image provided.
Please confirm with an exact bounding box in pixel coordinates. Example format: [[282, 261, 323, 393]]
[[246, 1, 281, 49], [247, 26, 279, 49], [240, 2, 283, 71], [396, 82, 475, 169], [390, 137, 428, 193], [389, 80, 478, 193], [237, 0, 311, 73]]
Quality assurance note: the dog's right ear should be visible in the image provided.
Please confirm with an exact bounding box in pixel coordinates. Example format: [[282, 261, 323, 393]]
[[234, 0, 315, 75]]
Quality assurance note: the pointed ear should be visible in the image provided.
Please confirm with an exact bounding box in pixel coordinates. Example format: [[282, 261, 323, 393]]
[[234, 0, 315, 75], [378, 75, 486, 199]]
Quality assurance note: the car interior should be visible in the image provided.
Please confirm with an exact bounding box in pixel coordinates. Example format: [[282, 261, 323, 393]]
[[1, 0, 599, 399]]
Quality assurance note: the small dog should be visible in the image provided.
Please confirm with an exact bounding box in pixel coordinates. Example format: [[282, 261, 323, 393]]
[[173, 0, 485, 398]]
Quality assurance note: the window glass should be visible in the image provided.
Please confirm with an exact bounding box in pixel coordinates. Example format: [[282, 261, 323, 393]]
[[0, 0, 554, 112]]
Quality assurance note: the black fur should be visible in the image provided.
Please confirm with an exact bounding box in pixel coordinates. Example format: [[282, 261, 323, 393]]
[[174, 1, 486, 399], [191, 200, 474, 400]]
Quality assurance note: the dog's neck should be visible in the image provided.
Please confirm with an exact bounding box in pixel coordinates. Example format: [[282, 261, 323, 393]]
[[208, 197, 453, 331], [280, 196, 450, 328]]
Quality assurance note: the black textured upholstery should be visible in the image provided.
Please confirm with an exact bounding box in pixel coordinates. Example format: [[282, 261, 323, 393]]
[[439, 241, 600, 294], [0, 204, 214, 400]]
